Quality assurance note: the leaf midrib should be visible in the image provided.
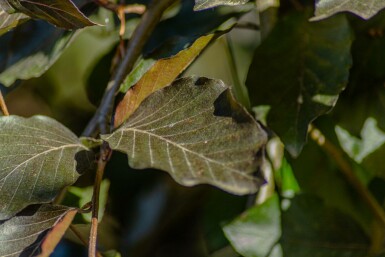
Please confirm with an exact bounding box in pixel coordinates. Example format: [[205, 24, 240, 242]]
[[112, 128, 254, 178], [0, 143, 84, 182]]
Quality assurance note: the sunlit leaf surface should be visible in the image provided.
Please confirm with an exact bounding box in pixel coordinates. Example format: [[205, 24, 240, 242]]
[[104, 77, 267, 195]]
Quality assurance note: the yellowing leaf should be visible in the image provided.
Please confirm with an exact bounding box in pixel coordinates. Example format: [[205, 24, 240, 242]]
[[114, 34, 217, 127]]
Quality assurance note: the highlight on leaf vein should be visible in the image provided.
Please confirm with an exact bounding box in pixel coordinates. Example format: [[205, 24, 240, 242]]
[[0, 115, 94, 220]]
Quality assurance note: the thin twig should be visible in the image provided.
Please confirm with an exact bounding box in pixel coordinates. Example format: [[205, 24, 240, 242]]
[[309, 126, 385, 226], [83, 0, 177, 136], [0, 91, 9, 116], [70, 225, 103, 257], [89, 142, 111, 257]]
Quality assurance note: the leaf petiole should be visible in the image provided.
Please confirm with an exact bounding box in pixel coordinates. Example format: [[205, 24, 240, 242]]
[[0, 91, 9, 116]]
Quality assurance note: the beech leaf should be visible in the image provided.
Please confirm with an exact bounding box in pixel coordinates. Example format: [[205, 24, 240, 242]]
[[0, 115, 94, 220], [246, 11, 353, 156], [0, 0, 95, 30], [0, 20, 75, 87], [0, 204, 76, 257], [194, 0, 249, 11], [312, 0, 385, 21], [103, 77, 267, 195]]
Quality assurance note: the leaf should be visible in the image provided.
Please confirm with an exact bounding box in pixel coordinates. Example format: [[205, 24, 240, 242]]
[[194, 0, 249, 11], [288, 135, 376, 238], [102, 250, 122, 257], [36, 206, 77, 257], [0, 204, 76, 257], [103, 76, 267, 195], [336, 117, 385, 163], [278, 194, 369, 257], [0, 20, 74, 87], [67, 179, 110, 223], [0, 0, 95, 30], [224, 194, 370, 257], [246, 11, 353, 156], [223, 194, 281, 257], [114, 33, 219, 127], [329, 13, 385, 180], [0, 9, 28, 36], [312, 0, 385, 21], [145, 2, 252, 53], [0, 115, 94, 220]]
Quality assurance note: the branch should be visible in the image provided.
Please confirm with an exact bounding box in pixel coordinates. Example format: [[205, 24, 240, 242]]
[[83, 0, 177, 136], [89, 142, 111, 257], [70, 225, 103, 257], [0, 91, 9, 116], [309, 126, 385, 247], [84, 1, 176, 256]]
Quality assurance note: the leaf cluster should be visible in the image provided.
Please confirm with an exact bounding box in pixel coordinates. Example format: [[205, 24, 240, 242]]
[[1, 0, 385, 256]]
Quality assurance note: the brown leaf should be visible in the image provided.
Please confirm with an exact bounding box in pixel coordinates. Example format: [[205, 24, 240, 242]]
[[37, 209, 77, 257], [114, 34, 216, 127]]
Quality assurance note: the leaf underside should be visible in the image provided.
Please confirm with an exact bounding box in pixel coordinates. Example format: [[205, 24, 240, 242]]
[[194, 0, 249, 11], [0, 20, 75, 87], [0, 204, 76, 257], [246, 11, 352, 156], [312, 0, 385, 21], [0, 115, 93, 220], [0, 0, 95, 29], [104, 76, 267, 195]]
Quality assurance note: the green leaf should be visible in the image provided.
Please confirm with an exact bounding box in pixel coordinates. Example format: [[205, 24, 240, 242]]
[[0, 115, 94, 220], [67, 179, 110, 223], [103, 76, 267, 195], [0, 9, 28, 36], [102, 250, 122, 257], [336, 117, 385, 163], [278, 194, 369, 257], [275, 158, 300, 197], [114, 33, 221, 127], [224, 194, 370, 257], [0, 204, 77, 257], [194, 0, 249, 11], [312, 0, 385, 21], [223, 194, 281, 257], [329, 13, 385, 181], [146, 2, 252, 52], [246, 11, 353, 156], [0, 20, 74, 87], [0, 0, 95, 30]]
